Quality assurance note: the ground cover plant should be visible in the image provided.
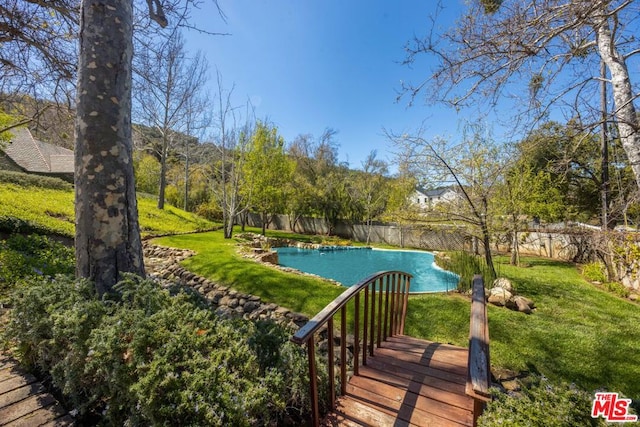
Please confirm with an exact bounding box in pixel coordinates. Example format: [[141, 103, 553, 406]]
[[4, 274, 325, 425], [478, 375, 609, 427], [0, 171, 215, 237], [0, 234, 74, 299]]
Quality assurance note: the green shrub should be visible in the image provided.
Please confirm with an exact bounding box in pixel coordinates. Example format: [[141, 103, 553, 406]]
[[0, 170, 72, 190], [581, 262, 631, 298], [603, 281, 631, 299], [0, 234, 74, 297], [4, 274, 324, 425], [437, 251, 495, 292], [195, 201, 224, 221], [582, 262, 607, 283], [479, 376, 609, 427], [0, 215, 53, 235]]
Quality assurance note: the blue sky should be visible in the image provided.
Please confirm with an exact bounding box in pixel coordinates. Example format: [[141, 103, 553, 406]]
[[184, 1, 475, 170]]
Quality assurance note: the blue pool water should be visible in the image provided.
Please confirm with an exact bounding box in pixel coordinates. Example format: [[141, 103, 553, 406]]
[[275, 247, 459, 293]]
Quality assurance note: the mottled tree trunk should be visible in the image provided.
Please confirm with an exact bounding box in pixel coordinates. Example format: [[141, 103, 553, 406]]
[[596, 13, 640, 193], [75, 0, 145, 295]]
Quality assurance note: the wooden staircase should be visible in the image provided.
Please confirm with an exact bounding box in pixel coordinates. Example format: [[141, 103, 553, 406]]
[[291, 273, 490, 427]]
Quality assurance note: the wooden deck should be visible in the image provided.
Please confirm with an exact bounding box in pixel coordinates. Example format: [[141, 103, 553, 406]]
[[0, 355, 74, 426], [323, 335, 476, 427]]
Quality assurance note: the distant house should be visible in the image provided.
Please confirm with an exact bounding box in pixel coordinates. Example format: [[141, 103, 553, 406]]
[[411, 186, 460, 210], [0, 127, 74, 181]]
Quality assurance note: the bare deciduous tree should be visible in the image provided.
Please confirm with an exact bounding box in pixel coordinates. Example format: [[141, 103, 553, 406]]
[[208, 73, 255, 239], [350, 150, 389, 244], [133, 31, 209, 209], [403, 1, 640, 192], [0, 0, 77, 133], [388, 122, 505, 278]]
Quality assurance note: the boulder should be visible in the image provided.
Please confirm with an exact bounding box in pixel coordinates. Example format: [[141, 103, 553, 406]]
[[515, 295, 535, 309], [492, 277, 513, 292], [259, 251, 279, 264], [513, 296, 532, 314], [488, 287, 513, 306], [243, 300, 261, 313], [219, 296, 239, 309], [505, 297, 518, 311]]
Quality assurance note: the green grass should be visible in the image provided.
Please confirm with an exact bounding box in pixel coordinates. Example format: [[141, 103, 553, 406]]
[[0, 182, 216, 237], [406, 256, 640, 399], [156, 231, 640, 400]]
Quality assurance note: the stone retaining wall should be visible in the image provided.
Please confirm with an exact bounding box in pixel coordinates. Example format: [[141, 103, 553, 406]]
[[143, 242, 309, 330]]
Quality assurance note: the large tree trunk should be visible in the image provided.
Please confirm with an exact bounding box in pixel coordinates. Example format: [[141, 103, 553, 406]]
[[596, 13, 640, 193], [75, 0, 145, 295]]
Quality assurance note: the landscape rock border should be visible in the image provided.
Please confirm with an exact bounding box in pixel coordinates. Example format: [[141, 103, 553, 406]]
[[143, 242, 310, 330]]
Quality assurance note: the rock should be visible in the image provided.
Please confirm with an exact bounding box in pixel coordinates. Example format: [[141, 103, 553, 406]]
[[513, 296, 532, 314], [142, 242, 306, 334], [492, 277, 513, 292], [275, 306, 291, 317], [215, 306, 235, 319], [219, 296, 239, 308], [243, 301, 261, 313], [488, 287, 513, 306], [629, 293, 639, 302], [501, 380, 521, 392], [289, 312, 309, 327], [491, 367, 520, 381], [505, 297, 518, 311], [516, 295, 535, 309], [259, 251, 279, 264]]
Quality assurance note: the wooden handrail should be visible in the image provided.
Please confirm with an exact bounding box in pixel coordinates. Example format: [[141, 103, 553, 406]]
[[467, 274, 491, 424], [291, 270, 412, 427]]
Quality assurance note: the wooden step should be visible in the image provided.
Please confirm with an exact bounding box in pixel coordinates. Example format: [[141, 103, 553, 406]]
[[322, 335, 475, 427]]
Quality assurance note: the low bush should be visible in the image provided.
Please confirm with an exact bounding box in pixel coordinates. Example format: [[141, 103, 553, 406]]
[[436, 251, 495, 292], [582, 262, 631, 298], [4, 274, 325, 425], [0, 234, 74, 297], [582, 262, 607, 283], [195, 201, 224, 221], [0, 170, 72, 190], [603, 281, 631, 299], [479, 375, 609, 427], [0, 216, 54, 235]]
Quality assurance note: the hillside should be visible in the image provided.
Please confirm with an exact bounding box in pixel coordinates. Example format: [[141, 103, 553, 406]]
[[0, 171, 215, 237]]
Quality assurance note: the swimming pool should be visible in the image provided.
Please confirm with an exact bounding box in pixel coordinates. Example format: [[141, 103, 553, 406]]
[[275, 246, 459, 293]]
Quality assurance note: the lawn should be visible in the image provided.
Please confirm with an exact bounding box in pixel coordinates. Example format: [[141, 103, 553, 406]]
[[0, 182, 216, 237], [156, 230, 640, 400]]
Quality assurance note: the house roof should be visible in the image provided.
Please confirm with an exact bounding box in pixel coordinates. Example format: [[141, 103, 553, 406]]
[[415, 186, 456, 198], [2, 128, 74, 174]]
